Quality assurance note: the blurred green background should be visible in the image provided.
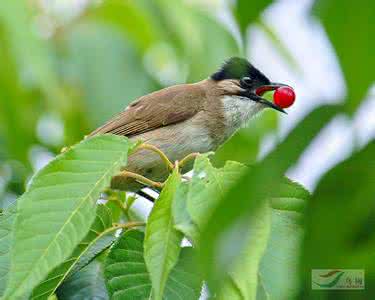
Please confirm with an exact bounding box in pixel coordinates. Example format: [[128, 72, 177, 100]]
[[0, 0, 374, 299]]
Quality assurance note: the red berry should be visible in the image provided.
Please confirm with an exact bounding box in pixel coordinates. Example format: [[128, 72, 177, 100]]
[[273, 87, 295, 109]]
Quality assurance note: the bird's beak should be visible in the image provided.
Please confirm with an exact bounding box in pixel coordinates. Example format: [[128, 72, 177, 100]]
[[253, 82, 289, 114]]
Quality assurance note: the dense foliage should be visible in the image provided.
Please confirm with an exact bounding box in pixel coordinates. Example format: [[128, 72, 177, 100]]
[[0, 0, 374, 299]]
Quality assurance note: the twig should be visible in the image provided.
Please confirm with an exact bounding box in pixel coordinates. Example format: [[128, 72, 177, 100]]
[[137, 143, 174, 171], [179, 152, 200, 169], [112, 221, 145, 229], [117, 170, 164, 189]]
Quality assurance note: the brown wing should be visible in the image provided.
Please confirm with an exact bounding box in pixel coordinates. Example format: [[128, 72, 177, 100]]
[[89, 83, 205, 137]]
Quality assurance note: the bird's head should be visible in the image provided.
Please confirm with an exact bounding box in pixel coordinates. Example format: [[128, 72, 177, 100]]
[[211, 57, 289, 113]]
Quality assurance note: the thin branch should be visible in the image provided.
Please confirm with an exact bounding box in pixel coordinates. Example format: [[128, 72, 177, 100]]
[[137, 143, 174, 171], [179, 152, 200, 169], [117, 170, 164, 189], [112, 221, 145, 229]]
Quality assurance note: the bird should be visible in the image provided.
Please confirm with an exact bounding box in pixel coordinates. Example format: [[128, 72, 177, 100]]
[[90, 57, 290, 191]]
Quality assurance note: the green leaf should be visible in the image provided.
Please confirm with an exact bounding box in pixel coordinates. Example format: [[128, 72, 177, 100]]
[[105, 230, 202, 300], [163, 247, 202, 300], [219, 203, 271, 300], [187, 157, 247, 228], [259, 209, 304, 299], [31, 204, 114, 299], [172, 183, 199, 243], [300, 141, 375, 298], [313, 0, 375, 113], [57, 259, 109, 300], [0, 202, 17, 296], [144, 168, 183, 300], [3, 135, 135, 299], [105, 230, 151, 299], [198, 105, 338, 293], [256, 275, 269, 300], [170, 155, 308, 299], [173, 157, 308, 245], [232, 0, 273, 36]]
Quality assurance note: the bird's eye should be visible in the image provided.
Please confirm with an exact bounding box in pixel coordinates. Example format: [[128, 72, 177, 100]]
[[241, 76, 252, 86]]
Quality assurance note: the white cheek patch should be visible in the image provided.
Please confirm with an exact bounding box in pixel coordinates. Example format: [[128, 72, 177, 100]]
[[221, 95, 264, 137]]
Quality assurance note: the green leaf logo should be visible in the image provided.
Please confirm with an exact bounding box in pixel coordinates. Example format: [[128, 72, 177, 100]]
[[313, 270, 345, 288]]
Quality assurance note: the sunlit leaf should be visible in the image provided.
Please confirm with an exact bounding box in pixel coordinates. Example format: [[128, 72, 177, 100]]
[[186, 157, 246, 228], [0, 203, 17, 296], [32, 205, 114, 299], [144, 168, 183, 300], [198, 105, 338, 292], [3, 135, 135, 299]]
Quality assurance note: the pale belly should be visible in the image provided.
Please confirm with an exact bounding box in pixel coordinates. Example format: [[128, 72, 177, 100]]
[[110, 115, 214, 191]]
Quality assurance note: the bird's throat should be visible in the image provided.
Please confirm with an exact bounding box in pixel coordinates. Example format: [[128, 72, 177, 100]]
[[221, 95, 264, 138]]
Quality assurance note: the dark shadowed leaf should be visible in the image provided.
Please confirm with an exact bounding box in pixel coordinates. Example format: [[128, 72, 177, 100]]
[[105, 230, 202, 300], [57, 259, 109, 300], [105, 230, 151, 299]]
